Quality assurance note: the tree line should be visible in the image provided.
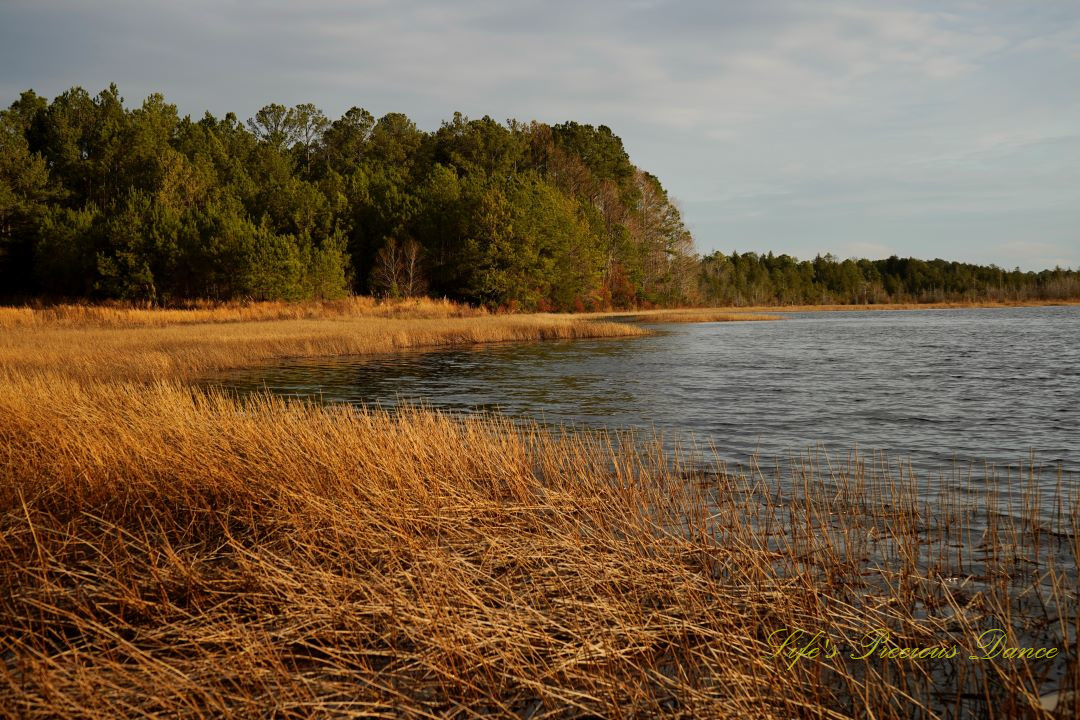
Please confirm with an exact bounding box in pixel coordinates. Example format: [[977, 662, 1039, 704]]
[[1, 85, 1075, 309], [699, 251, 1080, 306], [0, 85, 696, 309]]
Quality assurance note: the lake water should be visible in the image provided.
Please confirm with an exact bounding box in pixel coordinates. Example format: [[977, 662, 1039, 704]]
[[206, 306, 1079, 709], [208, 306, 1079, 475]]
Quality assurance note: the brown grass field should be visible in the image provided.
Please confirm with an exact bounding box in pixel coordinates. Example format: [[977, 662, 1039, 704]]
[[0, 299, 647, 383], [1, 298, 1077, 718], [0, 297, 490, 330]]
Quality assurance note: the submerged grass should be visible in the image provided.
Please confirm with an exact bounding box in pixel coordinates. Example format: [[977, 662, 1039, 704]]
[[0, 301, 1076, 718]]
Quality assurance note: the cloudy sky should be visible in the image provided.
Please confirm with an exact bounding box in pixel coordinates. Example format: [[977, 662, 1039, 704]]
[[2, 0, 1078, 269]]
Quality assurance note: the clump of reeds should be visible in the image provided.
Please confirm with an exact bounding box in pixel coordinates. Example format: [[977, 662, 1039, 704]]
[[1, 371, 1075, 718]]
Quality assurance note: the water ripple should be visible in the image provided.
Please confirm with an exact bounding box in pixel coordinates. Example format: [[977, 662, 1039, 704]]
[[207, 306, 1080, 475]]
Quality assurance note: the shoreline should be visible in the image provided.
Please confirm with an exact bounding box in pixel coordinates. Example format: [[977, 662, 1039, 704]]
[[0, 305, 648, 383], [706, 298, 1080, 313], [1, 297, 1076, 717], [583, 297, 1080, 321]]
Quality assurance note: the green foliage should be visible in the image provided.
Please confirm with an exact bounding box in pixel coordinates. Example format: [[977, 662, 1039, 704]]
[[95, 189, 180, 301], [0, 85, 707, 307], [551, 121, 634, 186], [34, 205, 98, 296], [0, 94, 50, 294], [698, 251, 1080, 305], [5, 84, 1075, 308], [433, 113, 524, 180], [508, 175, 603, 311], [305, 231, 352, 300], [244, 227, 306, 301], [463, 185, 518, 305]]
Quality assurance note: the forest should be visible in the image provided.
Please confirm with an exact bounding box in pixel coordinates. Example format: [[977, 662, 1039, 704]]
[[0, 85, 696, 310], [1, 85, 1076, 309], [699, 251, 1080, 306]]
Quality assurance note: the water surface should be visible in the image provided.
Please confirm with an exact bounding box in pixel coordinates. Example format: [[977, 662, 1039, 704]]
[[206, 305, 1079, 708], [208, 306, 1079, 473]]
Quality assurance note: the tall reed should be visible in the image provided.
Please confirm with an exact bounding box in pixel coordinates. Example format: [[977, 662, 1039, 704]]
[[1, 370, 1075, 718]]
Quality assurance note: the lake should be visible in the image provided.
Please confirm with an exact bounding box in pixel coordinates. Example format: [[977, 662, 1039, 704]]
[[208, 305, 1079, 476]]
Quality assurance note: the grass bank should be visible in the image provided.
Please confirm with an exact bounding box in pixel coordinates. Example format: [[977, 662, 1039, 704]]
[[593, 308, 782, 323], [1, 299, 1076, 718], [0, 297, 489, 329], [0, 299, 646, 383]]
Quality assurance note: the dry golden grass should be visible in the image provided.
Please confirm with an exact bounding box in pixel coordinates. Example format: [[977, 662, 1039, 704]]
[[0, 296, 488, 330], [0, 300, 1076, 717], [0, 307, 645, 383], [614, 309, 781, 323], [1, 372, 1076, 718]]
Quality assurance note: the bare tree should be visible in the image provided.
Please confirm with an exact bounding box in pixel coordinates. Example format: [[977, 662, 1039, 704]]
[[371, 237, 427, 298], [400, 238, 427, 297]]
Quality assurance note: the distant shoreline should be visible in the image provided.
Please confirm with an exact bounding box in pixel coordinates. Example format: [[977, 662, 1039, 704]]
[[731, 298, 1080, 313], [582, 297, 1080, 323]]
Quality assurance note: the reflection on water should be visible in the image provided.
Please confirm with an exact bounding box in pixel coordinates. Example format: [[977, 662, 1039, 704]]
[[206, 306, 1080, 475]]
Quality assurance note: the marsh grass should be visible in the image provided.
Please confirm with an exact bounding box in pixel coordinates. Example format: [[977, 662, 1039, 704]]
[[0, 305, 645, 383], [0, 297, 488, 329], [0, 302, 1076, 717], [0, 370, 1076, 718]]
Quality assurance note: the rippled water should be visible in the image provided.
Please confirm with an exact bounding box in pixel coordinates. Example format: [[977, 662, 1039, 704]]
[[206, 306, 1079, 708], [207, 306, 1079, 473]]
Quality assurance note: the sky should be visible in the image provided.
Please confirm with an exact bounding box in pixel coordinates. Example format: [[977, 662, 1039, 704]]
[[2, 0, 1078, 270]]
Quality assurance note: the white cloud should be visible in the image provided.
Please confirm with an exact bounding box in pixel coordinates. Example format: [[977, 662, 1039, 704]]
[[1, 0, 1078, 269]]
